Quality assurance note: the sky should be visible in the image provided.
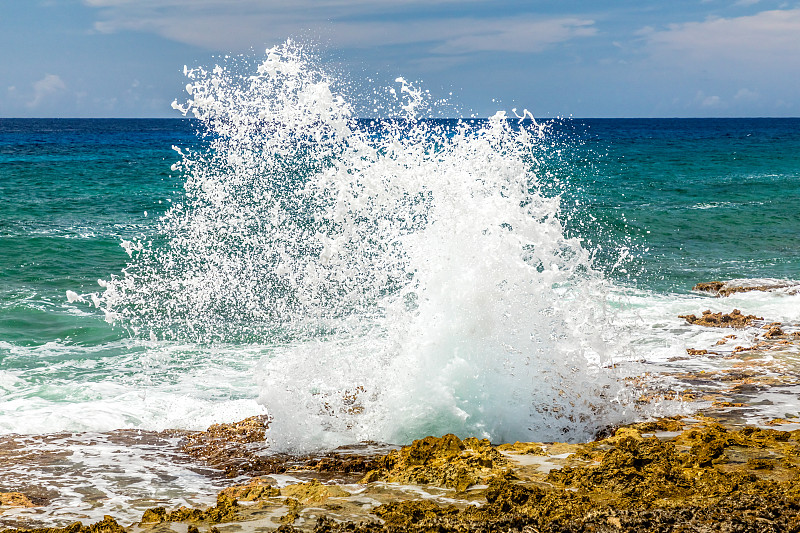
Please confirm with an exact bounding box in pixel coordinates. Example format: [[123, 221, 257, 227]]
[[1, 0, 799, 118]]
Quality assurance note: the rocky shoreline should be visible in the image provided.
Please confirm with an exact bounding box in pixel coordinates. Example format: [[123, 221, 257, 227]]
[[3, 280, 800, 533], [3, 415, 800, 533]]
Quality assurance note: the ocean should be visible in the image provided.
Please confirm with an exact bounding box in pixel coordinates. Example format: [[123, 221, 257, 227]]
[[1, 45, 800, 525]]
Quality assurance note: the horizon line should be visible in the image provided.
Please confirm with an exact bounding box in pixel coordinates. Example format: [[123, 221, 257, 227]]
[[2, 116, 799, 121]]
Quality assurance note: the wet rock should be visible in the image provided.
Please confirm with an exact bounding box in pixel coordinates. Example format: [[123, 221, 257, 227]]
[[14, 418, 800, 533], [360, 434, 512, 491], [2, 516, 124, 533], [679, 309, 762, 328], [180, 415, 281, 477], [712, 400, 746, 408], [715, 334, 737, 345], [0, 493, 35, 508], [693, 280, 799, 297], [140, 494, 238, 524], [693, 281, 726, 294], [280, 480, 350, 504], [180, 416, 381, 479], [277, 499, 301, 526], [372, 499, 459, 527], [547, 432, 692, 503], [219, 477, 280, 501], [496, 441, 546, 455], [629, 417, 685, 433], [763, 325, 786, 339], [746, 457, 774, 470]]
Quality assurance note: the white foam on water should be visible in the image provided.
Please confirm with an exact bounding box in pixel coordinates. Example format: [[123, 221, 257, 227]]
[[0, 339, 267, 434], [98, 42, 639, 451], [610, 286, 800, 363], [0, 431, 227, 528]]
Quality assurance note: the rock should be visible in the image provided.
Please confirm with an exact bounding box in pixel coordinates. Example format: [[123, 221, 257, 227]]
[[280, 480, 349, 504], [0, 492, 35, 508], [180, 415, 277, 477], [693, 279, 800, 297], [372, 499, 458, 527], [630, 417, 685, 432], [547, 434, 691, 503], [179, 415, 380, 478], [139, 493, 238, 524], [763, 325, 786, 339], [2, 516, 125, 533], [679, 309, 762, 328], [747, 458, 774, 470], [16, 417, 800, 533], [606, 427, 644, 445], [715, 334, 737, 345], [496, 441, 546, 455], [360, 434, 512, 491], [220, 477, 280, 501], [693, 281, 726, 294]]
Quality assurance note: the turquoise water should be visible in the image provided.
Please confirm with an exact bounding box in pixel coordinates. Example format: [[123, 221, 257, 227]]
[[545, 118, 800, 292], [1, 116, 799, 437], [0, 119, 186, 345]]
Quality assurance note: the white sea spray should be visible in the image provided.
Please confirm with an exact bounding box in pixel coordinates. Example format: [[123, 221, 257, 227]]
[[98, 42, 636, 451]]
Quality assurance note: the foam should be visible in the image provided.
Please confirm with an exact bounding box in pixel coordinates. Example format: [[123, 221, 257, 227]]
[[0, 339, 268, 434], [98, 42, 635, 451]]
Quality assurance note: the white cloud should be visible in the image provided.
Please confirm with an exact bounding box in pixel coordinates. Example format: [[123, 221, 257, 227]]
[[84, 0, 475, 9], [27, 74, 67, 108], [734, 87, 759, 101], [642, 8, 800, 68], [83, 0, 596, 55], [428, 18, 596, 54]]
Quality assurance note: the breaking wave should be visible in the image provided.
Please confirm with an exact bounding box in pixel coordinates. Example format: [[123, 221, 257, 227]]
[[97, 42, 635, 450]]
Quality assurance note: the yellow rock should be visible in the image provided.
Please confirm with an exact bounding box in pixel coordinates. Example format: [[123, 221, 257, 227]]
[[360, 434, 513, 492], [280, 479, 349, 504], [606, 427, 643, 445], [0, 492, 35, 508], [496, 441, 546, 455], [220, 477, 280, 501]]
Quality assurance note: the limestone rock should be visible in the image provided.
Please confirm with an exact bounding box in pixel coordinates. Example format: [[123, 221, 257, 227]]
[[361, 434, 512, 491], [280, 480, 350, 504], [679, 309, 762, 328], [0, 493, 35, 508]]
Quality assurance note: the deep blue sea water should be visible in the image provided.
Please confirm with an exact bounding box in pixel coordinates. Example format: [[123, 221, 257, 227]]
[[1, 115, 799, 526], [547, 118, 800, 291]]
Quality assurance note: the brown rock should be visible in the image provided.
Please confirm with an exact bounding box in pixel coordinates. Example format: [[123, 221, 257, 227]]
[[219, 477, 280, 501], [0, 492, 35, 508], [496, 441, 546, 455], [763, 325, 786, 339], [693, 281, 725, 294], [693, 280, 798, 297], [361, 434, 512, 491], [3, 516, 125, 533], [679, 309, 762, 328], [280, 480, 349, 504], [139, 494, 238, 524]]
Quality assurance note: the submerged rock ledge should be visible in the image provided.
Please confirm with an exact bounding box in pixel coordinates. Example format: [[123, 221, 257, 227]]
[[4, 416, 800, 533], [693, 279, 800, 298]]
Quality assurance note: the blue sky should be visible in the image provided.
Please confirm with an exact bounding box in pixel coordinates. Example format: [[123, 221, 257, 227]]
[[2, 0, 798, 118]]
